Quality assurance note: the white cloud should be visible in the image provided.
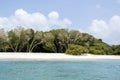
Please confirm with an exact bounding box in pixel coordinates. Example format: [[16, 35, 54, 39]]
[[48, 11, 59, 20], [63, 18, 72, 25], [82, 15, 120, 45], [0, 9, 72, 31]]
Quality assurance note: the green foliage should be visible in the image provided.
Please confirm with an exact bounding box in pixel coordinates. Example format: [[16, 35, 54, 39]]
[[89, 47, 105, 55], [112, 45, 120, 55], [0, 27, 120, 55], [42, 32, 56, 52], [66, 44, 89, 55], [50, 29, 69, 53], [89, 41, 113, 55]]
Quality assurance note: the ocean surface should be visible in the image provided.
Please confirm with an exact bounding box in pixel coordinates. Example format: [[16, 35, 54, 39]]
[[0, 60, 120, 80]]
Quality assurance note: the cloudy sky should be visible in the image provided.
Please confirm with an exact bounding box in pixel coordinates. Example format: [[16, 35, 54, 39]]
[[0, 0, 120, 45]]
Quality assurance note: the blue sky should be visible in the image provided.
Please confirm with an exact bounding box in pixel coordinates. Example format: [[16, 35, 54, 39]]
[[0, 0, 120, 45]]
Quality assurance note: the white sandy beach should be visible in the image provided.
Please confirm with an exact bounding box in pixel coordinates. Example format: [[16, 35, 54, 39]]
[[0, 53, 120, 60]]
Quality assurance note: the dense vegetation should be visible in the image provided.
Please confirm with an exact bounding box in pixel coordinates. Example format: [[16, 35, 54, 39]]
[[0, 27, 120, 55]]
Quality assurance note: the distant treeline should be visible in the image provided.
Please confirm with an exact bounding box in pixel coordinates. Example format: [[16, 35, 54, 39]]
[[0, 27, 120, 55]]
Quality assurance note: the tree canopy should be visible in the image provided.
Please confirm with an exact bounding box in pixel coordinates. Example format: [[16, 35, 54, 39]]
[[0, 27, 119, 55]]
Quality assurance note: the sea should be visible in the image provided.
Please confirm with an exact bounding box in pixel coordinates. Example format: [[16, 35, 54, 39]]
[[0, 60, 120, 80]]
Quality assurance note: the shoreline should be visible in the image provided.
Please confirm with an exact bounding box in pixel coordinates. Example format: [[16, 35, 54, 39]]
[[0, 53, 120, 60]]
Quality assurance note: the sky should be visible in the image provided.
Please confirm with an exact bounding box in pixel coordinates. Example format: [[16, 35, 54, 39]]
[[0, 0, 120, 45]]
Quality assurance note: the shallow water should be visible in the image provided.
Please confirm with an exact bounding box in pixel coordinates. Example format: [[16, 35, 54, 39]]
[[0, 60, 120, 80]]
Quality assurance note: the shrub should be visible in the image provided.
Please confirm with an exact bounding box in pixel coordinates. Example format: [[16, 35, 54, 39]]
[[66, 44, 89, 55], [89, 47, 106, 55]]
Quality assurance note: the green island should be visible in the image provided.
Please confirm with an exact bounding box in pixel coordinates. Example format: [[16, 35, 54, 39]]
[[0, 27, 120, 55]]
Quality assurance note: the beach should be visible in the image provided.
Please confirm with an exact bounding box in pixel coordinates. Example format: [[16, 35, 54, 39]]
[[0, 53, 120, 60]]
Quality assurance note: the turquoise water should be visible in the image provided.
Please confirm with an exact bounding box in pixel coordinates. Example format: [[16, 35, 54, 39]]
[[0, 60, 120, 80]]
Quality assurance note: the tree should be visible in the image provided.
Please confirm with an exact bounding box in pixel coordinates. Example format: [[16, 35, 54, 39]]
[[31, 31, 44, 52], [0, 29, 8, 52], [6, 27, 29, 52], [22, 29, 43, 52], [69, 30, 82, 44], [112, 45, 120, 55], [50, 29, 69, 53], [0, 28, 119, 55], [7, 27, 38, 52], [41, 32, 56, 52], [89, 41, 113, 55]]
